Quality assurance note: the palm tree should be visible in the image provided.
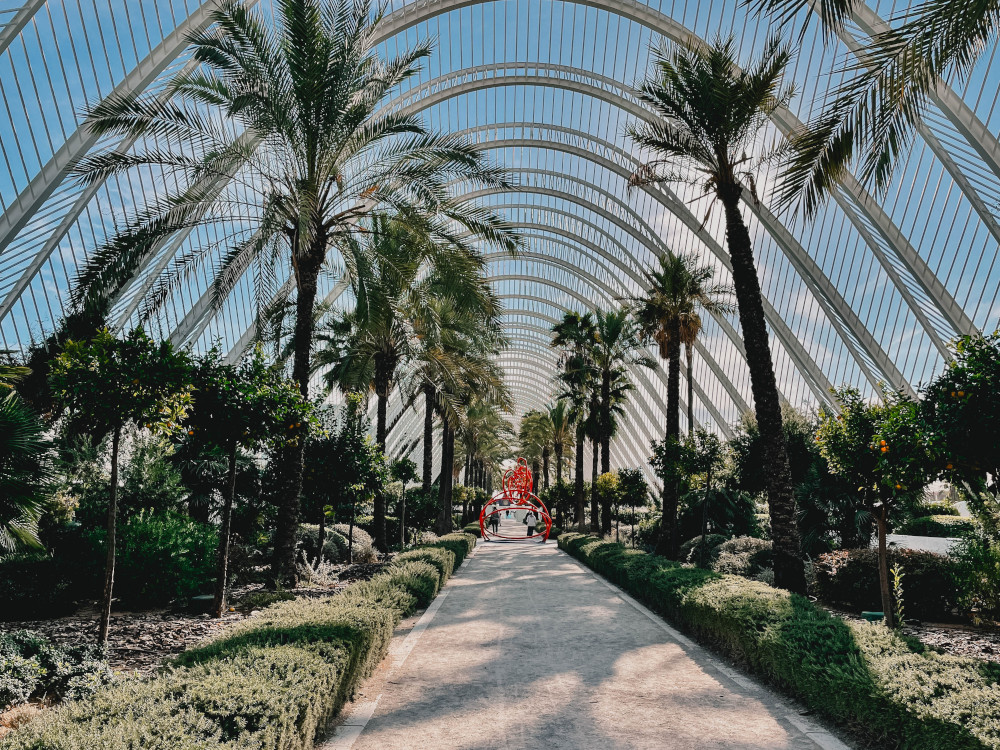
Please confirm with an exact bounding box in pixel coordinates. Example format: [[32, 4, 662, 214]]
[[750, 0, 999, 211], [518, 410, 551, 485], [0, 362, 50, 553], [591, 309, 656, 534], [632, 253, 734, 557], [552, 312, 598, 531], [628, 36, 807, 593], [548, 400, 574, 486], [72, 0, 518, 584]]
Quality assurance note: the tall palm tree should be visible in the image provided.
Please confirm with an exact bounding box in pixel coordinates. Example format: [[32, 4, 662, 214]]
[[72, 0, 518, 584], [591, 309, 656, 534], [632, 253, 734, 557], [518, 410, 551, 485], [548, 400, 574, 487], [552, 312, 598, 531], [628, 36, 807, 593], [750, 0, 1000, 212]]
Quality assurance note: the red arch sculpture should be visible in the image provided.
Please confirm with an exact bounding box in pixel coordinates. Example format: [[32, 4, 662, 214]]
[[479, 458, 552, 542]]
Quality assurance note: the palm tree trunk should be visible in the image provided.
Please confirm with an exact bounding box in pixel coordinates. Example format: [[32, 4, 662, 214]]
[[436, 421, 455, 535], [98, 424, 121, 645], [555, 443, 563, 485], [542, 447, 550, 491], [686, 342, 695, 437], [721, 190, 806, 594], [373, 382, 388, 552], [554, 443, 564, 527], [213, 442, 239, 618], [590, 437, 600, 533], [575, 425, 586, 532], [600, 370, 611, 476], [531, 459, 540, 486], [656, 334, 682, 559], [273, 253, 321, 587], [422, 384, 434, 494]]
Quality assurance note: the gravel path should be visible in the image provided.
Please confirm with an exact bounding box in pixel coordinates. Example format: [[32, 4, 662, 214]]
[[321, 533, 853, 750]]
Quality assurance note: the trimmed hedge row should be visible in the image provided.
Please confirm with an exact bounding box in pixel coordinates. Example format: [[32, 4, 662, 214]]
[[559, 533, 1000, 750], [0, 534, 476, 750], [898, 514, 979, 538]]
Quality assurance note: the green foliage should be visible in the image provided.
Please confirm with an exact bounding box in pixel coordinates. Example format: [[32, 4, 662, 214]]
[[0, 630, 112, 710], [0, 388, 51, 553], [813, 548, 959, 621], [678, 533, 728, 565], [390, 458, 418, 486], [393, 548, 454, 584], [0, 535, 473, 748], [422, 533, 476, 568], [49, 328, 193, 439], [86, 511, 218, 606], [233, 590, 296, 614], [711, 537, 773, 580], [951, 535, 1000, 624], [560, 533, 1000, 750], [462, 522, 482, 537], [898, 515, 979, 538]]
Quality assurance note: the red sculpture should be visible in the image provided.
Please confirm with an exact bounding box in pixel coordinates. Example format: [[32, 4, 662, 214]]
[[479, 458, 552, 542]]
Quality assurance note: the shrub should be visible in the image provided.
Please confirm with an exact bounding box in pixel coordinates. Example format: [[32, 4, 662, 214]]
[[233, 590, 295, 613], [898, 515, 978, 538], [952, 535, 1000, 623], [711, 537, 772, 579], [0, 630, 112, 711], [331, 523, 377, 563], [920, 500, 961, 517], [0, 535, 472, 749], [296, 524, 351, 563], [423, 533, 476, 567], [103, 511, 218, 606], [814, 547, 959, 620], [0, 554, 75, 621], [678, 534, 728, 566], [462, 522, 482, 537], [392, 547, 454, 585], [559, 533, 1000, 750]]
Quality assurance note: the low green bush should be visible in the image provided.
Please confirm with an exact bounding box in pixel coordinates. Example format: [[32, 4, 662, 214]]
[[86, 511, 218, 606], [918, 500, 961, 517], [0, 534, 475, 750], [952, 535, 1000, 624], [678, 533, 728, 565], [898, 515, 979, 538], [711, 537, 772, 579], [393, 548, 454, 585], [559, 532, 1000, 750], [462, 522, 482, 537], [233, 589, 296, 613], [422, 533, 476, 567], [814, 547, 959, 620], [0, 631, 112, 711]]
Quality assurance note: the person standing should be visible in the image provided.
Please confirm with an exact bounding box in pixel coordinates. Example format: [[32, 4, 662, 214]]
[[525, 509, 536, 537]]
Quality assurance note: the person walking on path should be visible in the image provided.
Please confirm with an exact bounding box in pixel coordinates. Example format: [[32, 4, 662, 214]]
[[489, 513, 500, 535], [524, 509, 537, 538]]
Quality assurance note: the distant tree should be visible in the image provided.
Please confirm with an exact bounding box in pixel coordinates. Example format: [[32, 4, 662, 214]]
[[50, 329, 193, 644], [617, 468, 649, 546]]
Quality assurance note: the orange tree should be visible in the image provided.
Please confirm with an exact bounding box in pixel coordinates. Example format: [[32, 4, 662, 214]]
[[49, 328, 193, 644], [923, 332, 1000, 530], [816, 387, 933, 627], [185, 347, 313, 615]]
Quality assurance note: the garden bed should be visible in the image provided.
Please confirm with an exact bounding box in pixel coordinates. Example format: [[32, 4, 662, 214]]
[[0, 533, 475, 749]]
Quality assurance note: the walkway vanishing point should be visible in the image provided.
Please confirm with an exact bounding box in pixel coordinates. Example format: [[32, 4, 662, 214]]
[[320, 533, 853, 750]]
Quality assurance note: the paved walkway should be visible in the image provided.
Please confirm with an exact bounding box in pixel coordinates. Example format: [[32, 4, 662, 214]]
[[321, 536, 851, 750]]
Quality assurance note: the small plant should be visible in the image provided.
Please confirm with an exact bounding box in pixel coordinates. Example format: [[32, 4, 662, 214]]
[[891, 562, 905, 628], [297, 550, 340, 587]]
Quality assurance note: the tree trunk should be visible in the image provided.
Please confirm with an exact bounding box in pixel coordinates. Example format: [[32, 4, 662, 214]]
[[422, 384, 434, 494], [686, 342, 695, 437], [555, 443, 563, 485], [435, 421, 454, 535], [656, 331, 682, 559], [877, 505, 895, 628], [600, 369, 611, 476], [531, 459, 540, 487], [721, 189, 806, 595], [213, 442, 239, 618], [575, 425, 586, 532], [98, 425, 121, 646], [372, 361, 390, 552], [542, 447, 550, 491], [590, 437, 600, 533], [554, 442, 564, 527], [272, 254, 321, 587]]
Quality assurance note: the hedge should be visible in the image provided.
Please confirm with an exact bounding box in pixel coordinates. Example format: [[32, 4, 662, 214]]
[[559, 533, 1000, 750], [0, 534, 476, 750], [898, 515, 979, 538]]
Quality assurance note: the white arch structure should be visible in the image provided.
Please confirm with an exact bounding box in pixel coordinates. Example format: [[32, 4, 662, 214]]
[[2, 0, 999, 474]]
